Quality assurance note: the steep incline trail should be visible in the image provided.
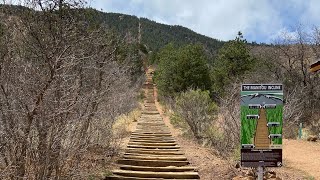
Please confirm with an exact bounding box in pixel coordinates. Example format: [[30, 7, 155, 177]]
[[254, 109, 270, 149], [106, 69, 200, 179]]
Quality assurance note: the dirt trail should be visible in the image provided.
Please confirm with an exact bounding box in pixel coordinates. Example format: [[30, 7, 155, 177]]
[[283, 139, 320, 179], [152, 77, 232, 179]]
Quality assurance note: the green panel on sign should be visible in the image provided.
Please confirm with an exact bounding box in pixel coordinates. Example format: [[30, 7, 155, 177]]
[[240, 106, 258, 144], [240, 84, 283, 150], [266, 105, 283, 144]]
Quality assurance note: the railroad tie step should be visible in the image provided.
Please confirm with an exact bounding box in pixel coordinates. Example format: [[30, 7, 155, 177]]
[[129, 136, 175, 140], [123, 155, 188, 161], [106, 175, 200, 180], [130, 135, 173, 138], [124, 153, 185, 157], [130, 133, 172, 136], [129, 138, 175, 141], [117, 159, 189, 167], [129, 140, 176, 143], [119, 165, 197, 172], [111, 170, 199, 179], [128, 142, 177, 146], [132, 131, 171, 133], [125, 150, 184, 155], [127, 145, 180, 149]]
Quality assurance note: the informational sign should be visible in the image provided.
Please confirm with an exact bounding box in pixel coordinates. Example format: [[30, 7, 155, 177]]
[[240, 84, 283, 167]]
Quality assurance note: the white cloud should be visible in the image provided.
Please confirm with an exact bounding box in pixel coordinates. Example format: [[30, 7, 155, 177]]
[[300, 0, 320, 26], [90, 0, 320, 42], [269, 27, 299, 43]]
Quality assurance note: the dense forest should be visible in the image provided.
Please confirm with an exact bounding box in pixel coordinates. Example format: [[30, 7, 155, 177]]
[[91, 10, 224, 54]]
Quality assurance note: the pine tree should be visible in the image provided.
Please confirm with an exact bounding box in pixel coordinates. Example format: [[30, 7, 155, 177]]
[[212, 32, 256, 96]]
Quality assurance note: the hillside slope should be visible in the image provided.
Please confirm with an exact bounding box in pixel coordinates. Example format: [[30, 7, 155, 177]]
[[84, 8, 224, 55], [0, 5, 224, 56]]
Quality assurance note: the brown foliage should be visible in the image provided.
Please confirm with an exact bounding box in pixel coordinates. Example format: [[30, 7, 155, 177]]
[[0, 1, 142, 179], [250, 25, 320, 138]]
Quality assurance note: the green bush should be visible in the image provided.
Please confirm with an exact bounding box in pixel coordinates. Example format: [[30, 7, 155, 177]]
[[175, 89, 218, 139], [170, 113, 188, 129], [154, 44, 211, 97]]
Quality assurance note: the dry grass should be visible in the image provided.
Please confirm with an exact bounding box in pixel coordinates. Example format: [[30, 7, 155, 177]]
[[301, 128, 314, 140], [78, 108, 141, 179], [113, 109, 141, 138]]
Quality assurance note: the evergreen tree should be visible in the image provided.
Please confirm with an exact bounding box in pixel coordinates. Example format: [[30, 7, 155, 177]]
[[212, 32, 256, 96], [155, 44, 211, 97]]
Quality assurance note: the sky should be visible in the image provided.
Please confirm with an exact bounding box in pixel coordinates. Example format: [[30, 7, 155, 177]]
[[88, 0, 320, 43]]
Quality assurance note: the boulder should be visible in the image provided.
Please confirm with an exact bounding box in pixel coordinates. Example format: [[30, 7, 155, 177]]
[[235, 162, 241, 169], [307, 135, 318, 142], [245, 169, 254, 177], [232, 175, 255, 180]]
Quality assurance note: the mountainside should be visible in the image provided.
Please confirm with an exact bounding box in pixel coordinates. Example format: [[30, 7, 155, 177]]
[[84, 8, 224, 55], [0, 5, 224, 56]]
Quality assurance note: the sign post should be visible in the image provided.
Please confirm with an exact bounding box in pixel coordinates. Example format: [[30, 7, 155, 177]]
[[257, 166, 263, 180], [241, 84, 283, 178], [299, 123, 303, 139]]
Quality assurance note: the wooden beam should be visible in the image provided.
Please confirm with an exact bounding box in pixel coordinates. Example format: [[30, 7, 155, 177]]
[[112, 170, 199, 179], [310, 60, 320, 73]]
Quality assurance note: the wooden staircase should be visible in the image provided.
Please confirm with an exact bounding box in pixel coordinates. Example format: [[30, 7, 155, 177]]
[[254, 108, 270, 149], [106, 69, 200, 180]]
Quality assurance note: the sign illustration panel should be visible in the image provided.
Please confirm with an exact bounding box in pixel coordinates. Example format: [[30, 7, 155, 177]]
[[241, 84, 283, 167]]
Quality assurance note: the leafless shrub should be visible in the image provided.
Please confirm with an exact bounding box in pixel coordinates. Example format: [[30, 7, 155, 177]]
[[282, 86, 304, 138], [310, 113, 320, 135], [251, 25, 320, 137], [0, 0, 143, 179], [216, 82, 241, 156]]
